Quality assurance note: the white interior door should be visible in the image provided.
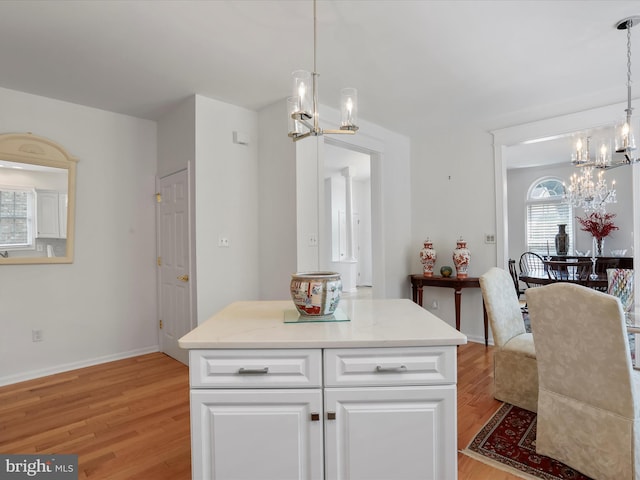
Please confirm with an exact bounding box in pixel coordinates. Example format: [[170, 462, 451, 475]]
[[157, 169, 192, 364]]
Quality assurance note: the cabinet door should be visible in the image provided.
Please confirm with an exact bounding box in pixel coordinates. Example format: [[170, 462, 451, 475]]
[[36, 191, 60, 238], [324, 385, 457, 480], [191, 389, 323, 480]]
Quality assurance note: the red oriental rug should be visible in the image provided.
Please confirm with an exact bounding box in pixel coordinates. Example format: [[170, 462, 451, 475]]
[[461, 403, 593, 480]]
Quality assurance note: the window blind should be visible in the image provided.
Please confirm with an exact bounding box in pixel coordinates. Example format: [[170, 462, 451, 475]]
[[526, 201, 573, 255], [0, 188, 34, 248]]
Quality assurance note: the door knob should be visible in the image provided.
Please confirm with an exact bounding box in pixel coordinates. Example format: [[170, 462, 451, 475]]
[[177, 274, 189, 282]]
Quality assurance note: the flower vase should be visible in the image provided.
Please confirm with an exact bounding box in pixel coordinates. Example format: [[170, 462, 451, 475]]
[[555, 224, 568, 256], [452, 238, 471, 278], [595, 237, 605, 257], [419, 239, 436, 277]]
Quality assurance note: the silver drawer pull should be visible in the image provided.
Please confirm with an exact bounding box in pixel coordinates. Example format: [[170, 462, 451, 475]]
[[375, 365, 407, 373], [238, 367, 269, 375]]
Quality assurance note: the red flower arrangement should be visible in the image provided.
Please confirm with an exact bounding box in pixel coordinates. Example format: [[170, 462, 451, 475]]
[[576, 212, 618, 240]]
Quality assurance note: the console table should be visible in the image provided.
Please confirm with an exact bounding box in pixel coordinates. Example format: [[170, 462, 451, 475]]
[[409, 274, 488, 346]]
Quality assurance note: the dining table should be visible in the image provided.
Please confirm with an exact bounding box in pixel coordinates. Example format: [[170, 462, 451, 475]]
[[519, 269, 609, 290]]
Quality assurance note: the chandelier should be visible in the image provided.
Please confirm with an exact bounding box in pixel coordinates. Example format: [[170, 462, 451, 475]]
[[570, 16, 640, 168], [287, 0, 359, 141], [564, 166, 617, 213]]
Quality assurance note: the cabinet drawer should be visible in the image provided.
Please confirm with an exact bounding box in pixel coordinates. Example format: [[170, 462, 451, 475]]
[[324, 346, 456, 387], [190, 349, 322, 388]]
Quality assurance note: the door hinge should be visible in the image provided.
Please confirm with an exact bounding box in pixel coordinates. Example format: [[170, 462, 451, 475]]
[[159, 320, 163, 329], [157, 256, 162, 266], [156, 192, 162, 203]]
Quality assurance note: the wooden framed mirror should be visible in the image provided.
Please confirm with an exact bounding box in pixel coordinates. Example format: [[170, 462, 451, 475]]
[[0, 133, 78, 264]]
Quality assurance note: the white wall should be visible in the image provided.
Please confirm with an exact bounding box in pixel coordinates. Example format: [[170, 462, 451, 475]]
[[0, 87, 158, 385], [411, 126, 495, 343], [157, 96, 196, 178], [257, 100, 297, 300], [194, 95, 260, 322]]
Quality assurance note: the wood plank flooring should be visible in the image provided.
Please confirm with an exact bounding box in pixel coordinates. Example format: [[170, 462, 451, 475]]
[[0, 344, 520, 479]]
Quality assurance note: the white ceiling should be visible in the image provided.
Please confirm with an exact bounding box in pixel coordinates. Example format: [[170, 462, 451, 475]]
[[0, 0, 638, 145]]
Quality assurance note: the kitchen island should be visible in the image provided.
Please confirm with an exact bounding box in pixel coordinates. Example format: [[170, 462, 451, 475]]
[[179, 298, 467, 480]]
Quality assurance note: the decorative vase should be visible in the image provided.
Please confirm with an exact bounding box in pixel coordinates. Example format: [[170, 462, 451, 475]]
[[290, 272, 342, 317], [452, 238, 471, 278], [419, 239, 437, 277], [555, 224, 568, 256], [594, 236, 605, 257], [440, 266, 453, 277]]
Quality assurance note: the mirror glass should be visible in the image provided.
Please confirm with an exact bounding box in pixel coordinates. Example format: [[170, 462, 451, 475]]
[[0, 133, 77, 264]]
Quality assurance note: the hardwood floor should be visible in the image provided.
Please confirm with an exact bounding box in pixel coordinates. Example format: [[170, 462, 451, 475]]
[[457, 342, 522, 480], [0, 353, 191, 480], [0, 344, 520, 479]]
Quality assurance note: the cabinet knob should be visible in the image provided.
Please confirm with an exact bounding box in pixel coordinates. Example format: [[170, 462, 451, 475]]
[[177, 274, 189, 282], [327, 412, 336, 420], [310, 413, 320, 422]]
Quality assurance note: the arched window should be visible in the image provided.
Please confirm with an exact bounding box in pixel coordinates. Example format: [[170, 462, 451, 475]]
[[526, 177, 573, 255]]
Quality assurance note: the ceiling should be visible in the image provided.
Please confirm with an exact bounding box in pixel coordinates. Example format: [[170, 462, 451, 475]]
[[0, 0, 638, 144]]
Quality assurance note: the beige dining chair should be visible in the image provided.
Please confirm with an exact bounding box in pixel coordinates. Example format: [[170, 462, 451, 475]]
[[526, 283, 639, 480], [479, 267, 538, 412]]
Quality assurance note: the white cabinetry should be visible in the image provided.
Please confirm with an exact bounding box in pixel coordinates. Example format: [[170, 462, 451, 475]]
[[189, 346, 457, 480], [36, 190, 67, 238]]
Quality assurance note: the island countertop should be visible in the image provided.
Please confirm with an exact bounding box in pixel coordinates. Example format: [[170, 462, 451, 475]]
[[178, 298, 467, 349]]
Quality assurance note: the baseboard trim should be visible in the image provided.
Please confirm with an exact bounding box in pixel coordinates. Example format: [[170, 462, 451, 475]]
[[465, 334, 495, 346], [0, 345, 160, 387]]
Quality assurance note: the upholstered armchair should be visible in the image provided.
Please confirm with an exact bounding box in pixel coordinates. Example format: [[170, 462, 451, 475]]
[[526, 283, 640, 480], [479, 267, 538, 412]]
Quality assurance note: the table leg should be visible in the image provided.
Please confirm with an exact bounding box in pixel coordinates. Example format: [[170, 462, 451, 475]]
[[411, 283, 419, 305], [454, 288, 462, 331], [417, 287, 424, 307]]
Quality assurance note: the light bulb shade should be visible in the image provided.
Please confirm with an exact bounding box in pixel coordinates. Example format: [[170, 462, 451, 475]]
[[292, 70, 312, 116], [287, 96, 302, 135], [571, 135, 590, 165], [340, 88, 358, 128], [595, 137, 612, 167], [615, 116, 637, 154]]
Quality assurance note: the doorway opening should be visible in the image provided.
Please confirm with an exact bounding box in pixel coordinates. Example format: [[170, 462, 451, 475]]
[[323, 141, 372, 295]]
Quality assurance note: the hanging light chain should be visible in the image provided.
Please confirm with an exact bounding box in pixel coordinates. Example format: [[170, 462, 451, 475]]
[[626, 18, 633, 115]]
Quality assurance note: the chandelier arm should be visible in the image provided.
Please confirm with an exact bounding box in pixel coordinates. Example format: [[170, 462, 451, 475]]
[[290, 132, 313, 142], [322, 129, 357, 136]]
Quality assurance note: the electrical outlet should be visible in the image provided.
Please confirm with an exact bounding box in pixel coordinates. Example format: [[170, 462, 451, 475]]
[[484, 233, 496, 244], [308, 234, 318, 246], [32, 329, 43, 342], [218, 236, 230, 247], [430, 300, 439, 309]]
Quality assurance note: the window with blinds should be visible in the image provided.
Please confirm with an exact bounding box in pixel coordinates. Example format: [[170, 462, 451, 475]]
[[0, 187, 35, 250], [526, 178, 573, 255]]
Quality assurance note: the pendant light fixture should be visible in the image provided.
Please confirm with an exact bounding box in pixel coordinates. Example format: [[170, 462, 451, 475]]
[[287, 0, 359, 141], [570, 16, 640, 168], [614, 16, 639, 163]]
